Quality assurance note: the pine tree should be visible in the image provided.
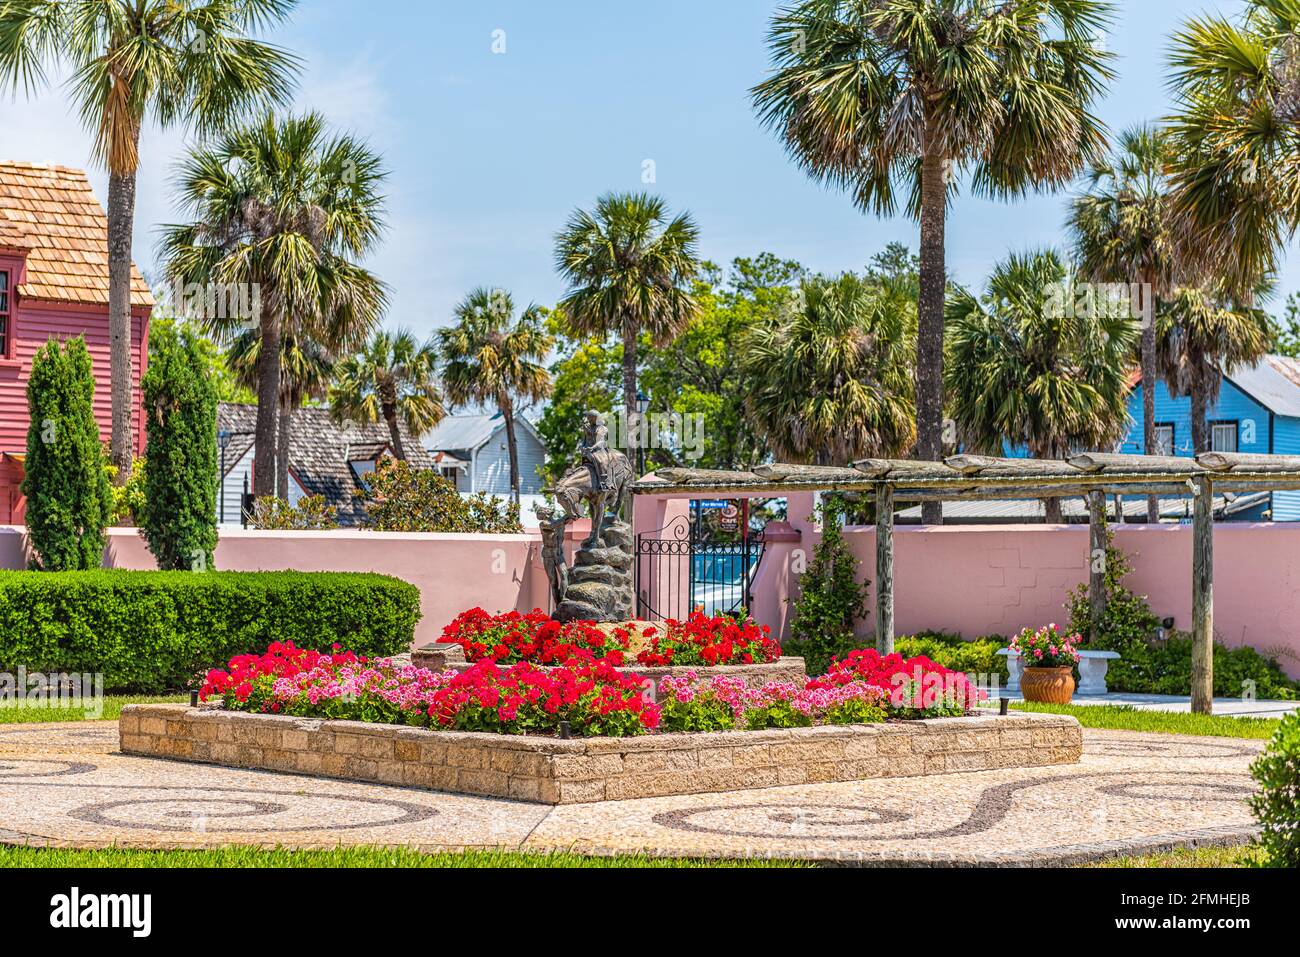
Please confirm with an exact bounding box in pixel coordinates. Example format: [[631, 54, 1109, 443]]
[[22, 337, 113, 570], [139, 325, 219, 570]]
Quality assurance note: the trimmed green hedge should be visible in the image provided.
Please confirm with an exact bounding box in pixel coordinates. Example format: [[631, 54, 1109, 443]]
[[0, 570, 422, 693]]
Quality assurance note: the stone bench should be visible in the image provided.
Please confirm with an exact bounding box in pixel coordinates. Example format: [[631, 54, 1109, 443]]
[[997, 648, 1122, 697]]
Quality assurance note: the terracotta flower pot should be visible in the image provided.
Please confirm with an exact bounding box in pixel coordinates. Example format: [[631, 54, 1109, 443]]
[[1020, 666, 1075, 704]]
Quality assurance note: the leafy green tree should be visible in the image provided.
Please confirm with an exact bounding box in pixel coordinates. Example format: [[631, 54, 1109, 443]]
[[788, 495, 870, 673], [1273, 294, 1300, 358], [0, 0, 299, 481], [752, 0, 1115, 522], [1069, 125, 1176, 522], [330, 328, 444, 462], [742, 272, 916, 465], [160, 111, 388, 497], [945, 250, 1136, 522], [21, 337, 112, 570], [148, 314, 256, 404], [554, 192, 701, 425], [1155, 287, 1273, 454], [139, 324, 218, 570], [439, 288, 554, 502], [534, 309, 623, 485], [1166, 0, 1300, 295], [361, 459, 521, 533]]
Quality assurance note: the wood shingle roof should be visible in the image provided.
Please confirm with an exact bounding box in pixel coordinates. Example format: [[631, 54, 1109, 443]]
[[0, 162, 153, 308]]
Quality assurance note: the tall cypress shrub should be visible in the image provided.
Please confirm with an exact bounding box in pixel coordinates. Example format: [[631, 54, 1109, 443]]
[[139, 325, 218, 570], [21, 337, 113, 570]]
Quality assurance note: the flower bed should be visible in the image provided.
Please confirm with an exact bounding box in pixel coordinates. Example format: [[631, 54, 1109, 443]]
[[809, 648, 985, 711]]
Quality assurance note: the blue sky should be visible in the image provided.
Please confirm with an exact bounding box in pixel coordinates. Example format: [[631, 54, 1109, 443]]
[[4, 0, 1296, 336]]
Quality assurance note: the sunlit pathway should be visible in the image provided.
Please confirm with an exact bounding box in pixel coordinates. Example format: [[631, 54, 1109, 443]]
[[0, 723, 1260, 866]]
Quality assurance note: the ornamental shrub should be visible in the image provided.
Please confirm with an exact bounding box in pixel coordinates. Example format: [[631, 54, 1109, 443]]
[[894, 632, 1010, 683], [249, 494, 339, 530], [1250, 711, 1300, 867], [0, 570, 420, 692], [21, 337, 113, 571], [362, 458, 521, 532], [139, 326, 219, 570], [787, 494, 870, 673]]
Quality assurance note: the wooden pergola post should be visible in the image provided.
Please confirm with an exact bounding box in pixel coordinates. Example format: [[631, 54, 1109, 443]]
[[1088, 490, 1106, 643], [1191, 474, 1214, 714], [875, 483, 894, 654]]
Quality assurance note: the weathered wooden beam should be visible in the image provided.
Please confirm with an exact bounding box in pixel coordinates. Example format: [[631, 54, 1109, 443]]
[[1088, 490, 1106, 643], [650, 468, 764, 485], [753, 464, 870, 483], [875, 484, 894, 655], [851, 458, 948, 478], [1069, 452, 1208, 475], [1191, 474, 1214, 715], [1196, 452, 1300, 473], [944, 454, 1078, 477]]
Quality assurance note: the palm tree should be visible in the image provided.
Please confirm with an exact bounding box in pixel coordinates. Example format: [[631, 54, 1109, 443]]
[[226, 330, 335, 497], [1068, 124, 1176, 522], [1155, 287, 1273, 455], [946, 251, 1137, 523], [752, 0, 1115, 523], [1166, 0, 1300, 295], [741, 272, 916, 465], [0, 0, 299, 483], [159, 112, 388, 498], [439, 288, 554, 503], [554, 193, 700, 428], [330, 328, 444, 461]]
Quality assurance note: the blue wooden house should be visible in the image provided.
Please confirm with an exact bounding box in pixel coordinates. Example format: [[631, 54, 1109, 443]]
[[986, 355, 1300, 523]]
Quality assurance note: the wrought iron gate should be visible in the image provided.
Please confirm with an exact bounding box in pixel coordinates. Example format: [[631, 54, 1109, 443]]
[[634, 512, 766, 621]]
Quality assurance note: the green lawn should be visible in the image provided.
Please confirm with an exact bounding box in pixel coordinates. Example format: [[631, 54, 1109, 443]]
[[0, 844, 806, 868], [1005, 701, 1281, 739], [0, 695, 187, 724], [1082, 844, 1265, 868]]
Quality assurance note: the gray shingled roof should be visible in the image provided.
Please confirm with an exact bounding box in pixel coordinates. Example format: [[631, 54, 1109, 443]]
[[217, 402, 433, 526], [1227, 355, 1300, 419]]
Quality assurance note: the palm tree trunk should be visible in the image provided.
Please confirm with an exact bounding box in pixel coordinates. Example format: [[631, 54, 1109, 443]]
[[916, 114, 947, 526], [621, 321, 638, 427], [1043, 497, 1064, 524], [1141, 272, 1159, 523], [502, 398, 521, 504], [382, 402, 407, 460], [277, 395, 292, 499], [1191, 378, 1210, 455], [253, 313, 281, 498], [107, 159, 139, 485]]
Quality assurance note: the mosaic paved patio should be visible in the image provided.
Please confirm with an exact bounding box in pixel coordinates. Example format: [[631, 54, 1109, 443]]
[[0, 722, 1261, 865]]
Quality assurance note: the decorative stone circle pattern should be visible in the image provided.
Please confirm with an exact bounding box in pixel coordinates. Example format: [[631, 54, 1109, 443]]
[[119, 705, 1082, 805]]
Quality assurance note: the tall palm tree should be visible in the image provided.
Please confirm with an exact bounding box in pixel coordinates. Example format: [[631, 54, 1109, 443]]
[[1155, 287, 1273, 455], [159, 112, 388, 498], [554, 193, 700, 427], [0, 0, 299, 483], [330, 328, 444, 461], [752, 0, 1115, 523], [1166, 0, 1300, 296], [439, 288, 554, 503], [741, 272, 916, 465], [226, 330, 335, 497], [1068, 124, 1177, 522], [946, 250, 1137, 523]]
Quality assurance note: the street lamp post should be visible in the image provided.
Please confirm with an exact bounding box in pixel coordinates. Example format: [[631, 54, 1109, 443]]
[[635, 391, 650, 476], [217, 429, 231, 524]]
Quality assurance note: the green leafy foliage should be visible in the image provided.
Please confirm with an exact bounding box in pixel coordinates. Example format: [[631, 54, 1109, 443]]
[[139, 325, 219, 570], [21, 337, 112, 571], [787, 495, 870, 674], [107, 458, 147, 526], [894, 632, 1010, 684], [249, 495, 339, 530], [361, 458, 521, 533], [0, 570, 421, 693], [1068, 534, 1296, 698], [1250, 711, 1300, 868]]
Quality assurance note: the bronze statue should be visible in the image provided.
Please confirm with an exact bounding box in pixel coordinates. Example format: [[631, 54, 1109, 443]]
[[533, 502, 569, 613], [554, 411, 634, 547]]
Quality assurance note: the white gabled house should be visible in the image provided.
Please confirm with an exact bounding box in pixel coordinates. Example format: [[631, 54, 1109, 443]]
[[422, 412, 547, 496]]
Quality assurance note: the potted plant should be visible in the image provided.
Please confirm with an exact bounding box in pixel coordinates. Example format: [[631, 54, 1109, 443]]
[[1009, 624, 1082, 704]]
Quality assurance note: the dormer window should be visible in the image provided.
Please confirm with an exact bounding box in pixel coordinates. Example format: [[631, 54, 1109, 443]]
[[0, 270, 10, 355]]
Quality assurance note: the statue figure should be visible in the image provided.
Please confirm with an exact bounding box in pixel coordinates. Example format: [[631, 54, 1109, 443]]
[[554, 411, 634, 547], [533, 503, 569, 612]]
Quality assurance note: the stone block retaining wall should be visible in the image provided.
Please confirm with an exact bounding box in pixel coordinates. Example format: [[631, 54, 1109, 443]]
[[120, 705, 1081, 805]]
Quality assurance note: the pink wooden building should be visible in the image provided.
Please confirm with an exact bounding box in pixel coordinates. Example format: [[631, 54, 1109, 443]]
[[0, 162, 153, 522]]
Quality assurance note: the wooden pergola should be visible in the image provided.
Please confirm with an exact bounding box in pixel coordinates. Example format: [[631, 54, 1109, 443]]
[[634, 451, 1300, 714]]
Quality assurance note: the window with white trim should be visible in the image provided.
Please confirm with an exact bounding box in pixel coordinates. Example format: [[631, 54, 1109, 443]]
[[1153, 423, 1175, 456], [1211, 422, 1238, 453]]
